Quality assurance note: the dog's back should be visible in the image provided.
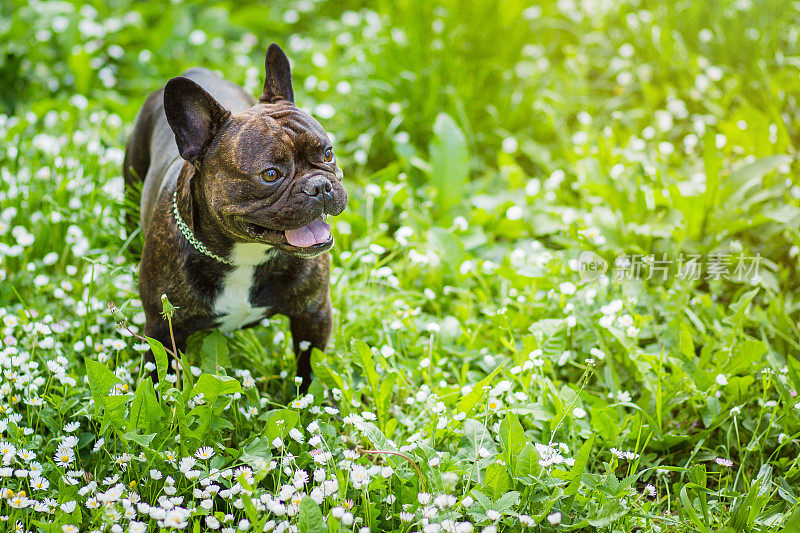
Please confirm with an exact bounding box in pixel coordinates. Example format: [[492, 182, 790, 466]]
[[122, 68, 254, 238]]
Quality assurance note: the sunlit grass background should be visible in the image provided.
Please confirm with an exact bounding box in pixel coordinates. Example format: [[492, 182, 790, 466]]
[[1, 0, 800, 531]]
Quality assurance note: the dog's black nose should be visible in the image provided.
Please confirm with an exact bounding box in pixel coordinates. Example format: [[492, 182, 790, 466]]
[[305, 175, 333, 197]]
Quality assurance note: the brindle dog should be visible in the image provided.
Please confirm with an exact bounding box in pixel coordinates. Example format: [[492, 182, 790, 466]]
[[123, 44, 347, 389]]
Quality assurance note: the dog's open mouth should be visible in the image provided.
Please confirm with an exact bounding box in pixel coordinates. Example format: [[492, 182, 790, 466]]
[[243, 215, 333, 252], [283, 217, 331, 247]]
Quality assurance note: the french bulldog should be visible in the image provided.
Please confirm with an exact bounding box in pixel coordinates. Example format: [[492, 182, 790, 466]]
[[122, 43, 347, 390]]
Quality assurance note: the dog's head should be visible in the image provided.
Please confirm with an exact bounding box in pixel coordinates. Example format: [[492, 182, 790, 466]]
[[163, 44, 347, 256]]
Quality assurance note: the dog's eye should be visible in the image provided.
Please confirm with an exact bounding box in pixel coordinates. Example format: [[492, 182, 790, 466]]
[[261, 168, 282, 182], [323, 148, 334, 162]]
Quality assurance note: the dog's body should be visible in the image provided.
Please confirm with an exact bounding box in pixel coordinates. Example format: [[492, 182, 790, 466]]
[[123, 45, 346, 388]]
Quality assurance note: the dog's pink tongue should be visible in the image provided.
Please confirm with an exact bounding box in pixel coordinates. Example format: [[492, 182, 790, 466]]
[[284, 218, 331, 248]]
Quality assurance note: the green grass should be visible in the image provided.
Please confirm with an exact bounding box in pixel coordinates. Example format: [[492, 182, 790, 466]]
[[2, 0, 800, 531]]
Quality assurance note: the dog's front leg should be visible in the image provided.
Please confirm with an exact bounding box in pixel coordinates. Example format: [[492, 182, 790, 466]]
[[289, 298, 333, 393]]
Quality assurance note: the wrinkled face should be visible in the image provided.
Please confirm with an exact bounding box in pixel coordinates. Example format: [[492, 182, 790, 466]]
[[163, 43, 348, 257], [202, 102, 347, 256]]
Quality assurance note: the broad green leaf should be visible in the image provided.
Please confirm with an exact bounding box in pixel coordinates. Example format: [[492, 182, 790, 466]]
[[563, 435, 596, 514], [145, 336, 169, 383], [590, 406, 620, 441], [722, 288, 759, 329], [85, 358, 127, 429], [679, 322, 695, 359], [97, 393, 132, 432], [355, 340, 394, 426], [121, 431, 156, 448], [239, 437, 275, 469], [307, 378, 324, 407], [184, 374, 243, 439], [730, 465, 772, 530], [429, 113, 469, 214], [457, 363, 504, 415], [183, 405, 212, 440], [514, 443, 541, 480], [700, 396, 720, 427], [510, 404, 552, 421], [779, 507, 800, 533], [787, 355, 800, 393], [680, 485, 711, 533], [200, 331, 230, 374], [688, 464, 709, 520], [460, 419, 492, 458], [30, 521, 61, 533], [128, 377, 164, 433], [85, 358, 121, 407], [67, 48, 91, 94], [377, 372, 397, 430], [361, 422, 396, 451], [499, 412, 525, 468], [188, 374, 243, 406], [354, 339, 379, 391], [180, 353, 195, 393], [360, 422, 406, 473], [493, 491, 520, 512], [261, 409, 300, 442], [240, 493, 258, 525], [722, 154, 792, 199], [587, 500, 629, 528], [775, 477, 797, 505], [528, 319, 568, 356], [311, 348, 344, 391], [482, 463, 511, 500], [688, 464, 707, 488], [298, 497, 325, 533], [726, 339, 767, 374], [103, 394, 132, 411], [427, 227, 466, 273], [470, 489, 493, 511]]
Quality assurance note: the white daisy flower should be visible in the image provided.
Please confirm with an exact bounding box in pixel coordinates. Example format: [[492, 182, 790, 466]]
[[54, 446, 75, 467], [195, 447, 215, 460]]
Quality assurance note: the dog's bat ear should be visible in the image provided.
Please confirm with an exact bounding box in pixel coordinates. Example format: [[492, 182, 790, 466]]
[[163, 76, 229, 165], [259, 43, 295, 104]]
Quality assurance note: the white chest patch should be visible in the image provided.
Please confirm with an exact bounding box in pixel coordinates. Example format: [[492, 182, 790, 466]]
[[213, 243, 274, 332]]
